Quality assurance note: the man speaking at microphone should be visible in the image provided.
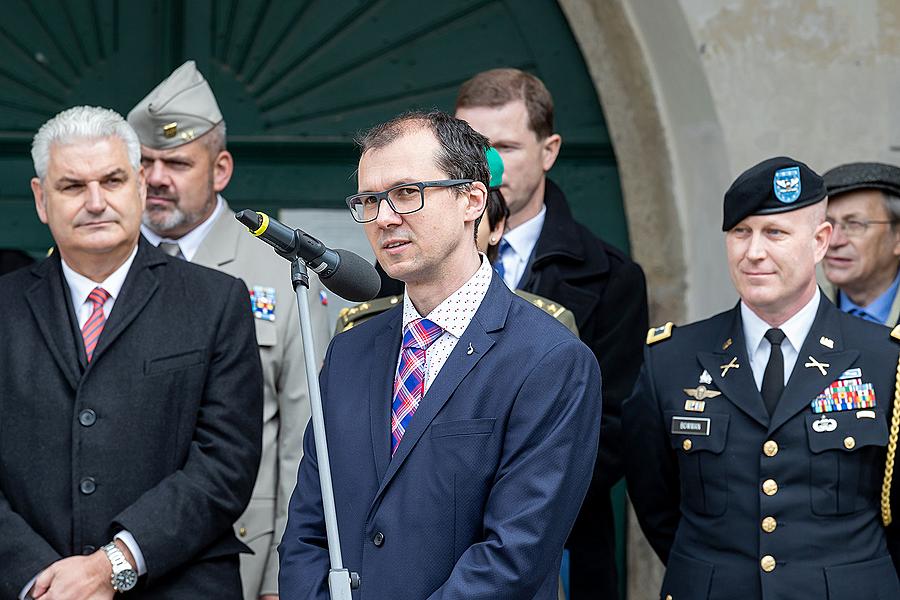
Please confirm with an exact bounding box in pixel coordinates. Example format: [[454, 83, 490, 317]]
[[278, 110, 602, 599], [128, 61, 331, 600]]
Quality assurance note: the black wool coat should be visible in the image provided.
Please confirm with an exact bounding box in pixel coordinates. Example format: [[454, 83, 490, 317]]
[[0, 238, 263, 598], [519, 180, 649, 598]]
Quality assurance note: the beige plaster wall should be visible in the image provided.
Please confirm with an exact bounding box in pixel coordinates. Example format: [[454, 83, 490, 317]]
[[684, 0, 900, 174]]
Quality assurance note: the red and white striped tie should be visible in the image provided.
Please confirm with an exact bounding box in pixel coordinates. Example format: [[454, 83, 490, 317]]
[[81, 287, 111, 362]]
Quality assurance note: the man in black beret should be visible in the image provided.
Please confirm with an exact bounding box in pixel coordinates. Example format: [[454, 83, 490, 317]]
[[624, 156, 900, 599], [822, 162, 900, 325]]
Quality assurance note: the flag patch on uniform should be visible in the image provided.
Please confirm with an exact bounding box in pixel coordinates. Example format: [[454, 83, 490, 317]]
[[811, 377, 876, 413], [319, 290, 328, 306], [250, 286, 276, 322]]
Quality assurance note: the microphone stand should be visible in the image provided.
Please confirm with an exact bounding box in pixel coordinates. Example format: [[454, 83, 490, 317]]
[[290, 258, 360, 599]]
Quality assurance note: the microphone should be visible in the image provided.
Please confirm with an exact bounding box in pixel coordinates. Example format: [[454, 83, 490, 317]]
[[235, 209, 381, 302]]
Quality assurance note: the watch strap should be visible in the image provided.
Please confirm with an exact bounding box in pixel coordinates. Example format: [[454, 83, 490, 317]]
[[101, 542, 136, 590]]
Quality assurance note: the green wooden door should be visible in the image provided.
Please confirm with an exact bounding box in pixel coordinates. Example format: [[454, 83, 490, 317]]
[[0, 2, 628, 595]]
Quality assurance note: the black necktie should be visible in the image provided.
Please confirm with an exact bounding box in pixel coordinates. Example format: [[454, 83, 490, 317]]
[[761, 328, 786, 416]]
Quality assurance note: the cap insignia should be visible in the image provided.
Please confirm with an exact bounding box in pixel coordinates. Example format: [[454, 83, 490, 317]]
[[773, 166, 801, 203]]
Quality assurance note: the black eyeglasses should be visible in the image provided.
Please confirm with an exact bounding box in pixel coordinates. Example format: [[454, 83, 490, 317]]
[[345, 179, 473, 223], [826, 217, 896, 237]]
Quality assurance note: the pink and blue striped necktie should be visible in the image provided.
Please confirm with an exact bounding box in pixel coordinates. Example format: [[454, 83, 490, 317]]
[[391, 318, 444, 456], [81, 287, 111, 362]]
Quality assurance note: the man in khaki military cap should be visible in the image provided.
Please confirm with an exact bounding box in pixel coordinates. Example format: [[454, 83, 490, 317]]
[[128, 60, 331, 600]]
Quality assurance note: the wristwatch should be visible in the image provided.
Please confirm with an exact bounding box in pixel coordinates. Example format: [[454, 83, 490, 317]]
[[101, 542, 138, 592]]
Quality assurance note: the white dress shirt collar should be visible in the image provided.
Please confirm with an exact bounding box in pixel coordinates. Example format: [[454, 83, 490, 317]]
[[61, 244, 138, 325], [498, 205, 546, 288], [402, 254, 493, 338], [742, 288, 821, 389], [140, 194, 224, 261]]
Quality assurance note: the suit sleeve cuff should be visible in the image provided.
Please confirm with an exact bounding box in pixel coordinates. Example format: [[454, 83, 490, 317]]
[[19, 574, 37, 600], [114, 530, 148, 576]]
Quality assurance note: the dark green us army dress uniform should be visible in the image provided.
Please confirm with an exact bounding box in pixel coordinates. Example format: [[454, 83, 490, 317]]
[[625, 157, 900, 600]]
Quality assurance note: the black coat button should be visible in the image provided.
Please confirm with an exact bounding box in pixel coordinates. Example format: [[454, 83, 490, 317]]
[[373, 532, 384, 547], [83, 545, 96, 555], [79, 409, 97, 427], [80, 477, 96, 495]]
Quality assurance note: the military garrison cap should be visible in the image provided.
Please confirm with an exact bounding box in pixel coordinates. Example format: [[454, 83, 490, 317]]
[[127, 60, 222, 149], [823, 162, 900, 198], [722, 156, 826, 231]]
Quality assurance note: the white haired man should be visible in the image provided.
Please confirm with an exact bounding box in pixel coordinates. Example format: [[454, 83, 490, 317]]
[[0, 105, 262, 598]]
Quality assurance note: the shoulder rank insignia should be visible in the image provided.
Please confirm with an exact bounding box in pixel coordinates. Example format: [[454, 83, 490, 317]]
[[892, 325, 900, 342], [250, 286, 276, 322], [646, 322, 674, 345], [335, 295, 402, 334]]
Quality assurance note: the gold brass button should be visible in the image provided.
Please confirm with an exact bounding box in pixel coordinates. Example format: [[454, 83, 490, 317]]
[[665, 595, 673, 600], [239, 527, 247, 537], [761, 555, 776, 572], [761, 516, 777, 533], [682, 439, 692, 451], [763, 440, 778, 457], [844, 436, 856, 450], [762, 479, 778, 496]]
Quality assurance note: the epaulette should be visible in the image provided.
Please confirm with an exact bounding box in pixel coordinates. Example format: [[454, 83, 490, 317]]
[[524, 295, 565, 318], [335, 295, 402, 334], [646, 322, 675, 345], [892, 325, 900, 342]]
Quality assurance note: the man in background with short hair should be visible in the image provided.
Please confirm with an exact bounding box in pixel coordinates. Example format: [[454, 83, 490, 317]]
[[456, 67, 648, 598], [128, 61, 330, 600], [822, 162, 900, 325]]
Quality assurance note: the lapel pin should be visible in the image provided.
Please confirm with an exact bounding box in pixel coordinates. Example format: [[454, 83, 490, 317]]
[[466, 342, 474, 355], [683, 385, 722, 400], [819, 336, 834, 349], [722, 338, 733, 350], [719, 357, 739, 378], [699, 369, 712, 385], [804, 356, 830, 376]]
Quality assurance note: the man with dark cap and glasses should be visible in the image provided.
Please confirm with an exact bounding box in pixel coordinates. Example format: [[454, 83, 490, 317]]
[[625, 157, 900, 599], [821, 162, 900, 325]]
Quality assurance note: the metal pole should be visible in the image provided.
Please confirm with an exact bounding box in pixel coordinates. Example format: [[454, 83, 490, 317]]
[[291, 259, 358, 599]]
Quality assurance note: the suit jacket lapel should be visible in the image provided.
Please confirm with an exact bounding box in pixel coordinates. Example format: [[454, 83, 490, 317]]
[[24, 255, 81, 390], [191, 201, 240, 269], [371, 275, 510, 506], [369, 312, 400, 484], [770, 298, 858, 433], [697, 307, 769, 428], [90, 240, 164, 365]]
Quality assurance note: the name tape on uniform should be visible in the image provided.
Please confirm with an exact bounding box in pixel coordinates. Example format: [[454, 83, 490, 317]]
[[671, 416, 710, 436]]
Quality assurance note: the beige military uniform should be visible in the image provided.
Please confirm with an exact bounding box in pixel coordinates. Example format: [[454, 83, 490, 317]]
[[336, 290, 578, 336], [193, 203, 331, 597]]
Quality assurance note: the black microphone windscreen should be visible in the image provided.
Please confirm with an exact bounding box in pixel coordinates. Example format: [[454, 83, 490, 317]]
[[323, 249, 382, 302], [235, 209, 261, 230]]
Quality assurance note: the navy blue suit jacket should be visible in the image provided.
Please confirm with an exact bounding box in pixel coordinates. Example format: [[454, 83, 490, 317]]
[[279, 273, 602, 599]]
